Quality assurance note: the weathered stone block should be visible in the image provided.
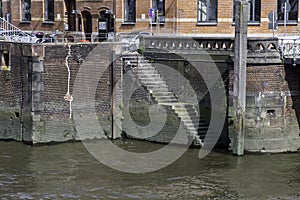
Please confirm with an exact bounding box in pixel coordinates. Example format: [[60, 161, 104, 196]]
[[244, 127, 260, 139], [260, 128, 284, 139], [244, 139, 259, 151], [33, 61, 44, 73], [246, 96, 255, 108]]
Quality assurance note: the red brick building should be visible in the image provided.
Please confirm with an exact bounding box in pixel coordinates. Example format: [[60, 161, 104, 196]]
[[0, 0, 114, 41], [0, 0, 299, 38], [115, 0, 300, 37]]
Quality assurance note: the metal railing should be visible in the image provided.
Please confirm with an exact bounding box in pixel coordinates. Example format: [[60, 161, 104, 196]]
[[0, 17, 39, 43], [0, 17, 114, 44], [279, 36, 300, 59]]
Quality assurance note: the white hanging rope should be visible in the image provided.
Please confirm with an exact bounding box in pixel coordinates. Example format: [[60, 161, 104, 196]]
[[64, 44, 73, 118]]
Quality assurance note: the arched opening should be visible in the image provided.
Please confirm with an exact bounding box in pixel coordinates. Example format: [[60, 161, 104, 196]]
[[81, 11, 92, 41], [98, 9, 114, 42], [64, 0, 76, 31]]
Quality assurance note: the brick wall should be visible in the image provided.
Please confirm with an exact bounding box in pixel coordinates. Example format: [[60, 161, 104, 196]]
[[32, 43, 122, 143], [229, 65, 300, 152], [0, 42, 122, 144], [0, 43, 32, 141]]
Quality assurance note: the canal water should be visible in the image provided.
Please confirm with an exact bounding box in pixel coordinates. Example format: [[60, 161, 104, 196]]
[[0, 140, 299, 199]]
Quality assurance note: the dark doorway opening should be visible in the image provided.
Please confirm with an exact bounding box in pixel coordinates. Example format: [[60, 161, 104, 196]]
[[98, 10, 114, 42], [81, 11, 92, 41], [64, 0, 76, 31]]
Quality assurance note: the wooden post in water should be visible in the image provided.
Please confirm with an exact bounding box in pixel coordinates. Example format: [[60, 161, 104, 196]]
[[233, 0, 248, 156], [110, 50, 117, 139]]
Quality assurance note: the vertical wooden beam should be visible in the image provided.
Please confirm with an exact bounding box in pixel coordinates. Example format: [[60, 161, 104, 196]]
[[233, 0, 248, 156], [110, 49, 117, 139]]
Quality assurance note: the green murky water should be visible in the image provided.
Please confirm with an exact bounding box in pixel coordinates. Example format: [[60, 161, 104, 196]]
[[0, 140, 300, 199]]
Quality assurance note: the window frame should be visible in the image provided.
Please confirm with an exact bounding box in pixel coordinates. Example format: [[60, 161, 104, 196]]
[[124, 0, 136, 23], [151, 0, 165, 24], [197, 0, 218, 24], [21, 0, 31, 22], [44, 0, 54, 22], [277, 0, 298, 24], [232, 0, 261, 25]]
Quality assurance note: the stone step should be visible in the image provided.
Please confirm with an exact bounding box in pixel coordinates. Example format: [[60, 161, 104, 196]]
[[198, 130, 215, 138], [135, 70, 157, 74], [176, 111, 198, 118], [198, 122, 209, 126], [134, 70, 158, 75], [175, 108, 199, 117], [140, 80, 166, 86], [138, 74, 161, 78], [149, 88, 170, 93], [146, 84, 169, 90], [182, 118, 198, 125], [173, 104, 196, 109], [180, 115, 199, 123], [152, 92, 175, 97], [123, 58, 139, 62], [186, 128, 198, 135], [154, 95, 177, 100], [155, 99, 178, 103], [198, 126, 209, 131], [123, 53, 205, 144], [137, 67, 157, 71], [139, 77, 163, 81], [184, 123, 198, 130], [151, 91, 173, 95]]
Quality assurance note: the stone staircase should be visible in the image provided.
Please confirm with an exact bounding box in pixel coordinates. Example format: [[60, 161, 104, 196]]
[[123, 52, 212, 147]]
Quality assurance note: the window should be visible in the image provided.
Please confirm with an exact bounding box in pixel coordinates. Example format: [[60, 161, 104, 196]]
[[124, 0, 136, 22], [248, 0, 261, 22], [21, 0, 31, 21], [277, 0, 298, 23], [197, 0, 217, 22], [0, 0, 2, 18], [152, 0, 165, 23], [44, 0, 54, 22], [233, 0, 261, 23]]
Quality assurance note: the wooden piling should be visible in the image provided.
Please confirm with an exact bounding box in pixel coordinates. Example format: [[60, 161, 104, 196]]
[[233, 0, 249, 156]]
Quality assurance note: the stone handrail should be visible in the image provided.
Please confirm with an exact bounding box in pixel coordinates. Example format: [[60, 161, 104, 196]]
[[140, 36, 279, 53], [139, 36, 281, 64]]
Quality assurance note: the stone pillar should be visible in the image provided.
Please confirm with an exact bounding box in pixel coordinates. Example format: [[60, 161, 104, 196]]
[[233, 0, 248, 156], [31, 57, 45, 143]]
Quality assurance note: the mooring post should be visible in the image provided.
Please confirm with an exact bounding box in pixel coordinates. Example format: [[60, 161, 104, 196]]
[[110, 49, 117, 140], [233, 0, 248, 156]]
